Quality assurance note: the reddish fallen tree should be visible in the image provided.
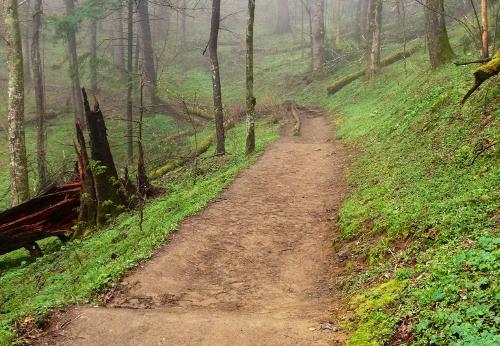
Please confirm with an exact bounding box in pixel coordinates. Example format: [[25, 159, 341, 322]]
[[0, 181, 81, 257], [0, 88, 133, 257]]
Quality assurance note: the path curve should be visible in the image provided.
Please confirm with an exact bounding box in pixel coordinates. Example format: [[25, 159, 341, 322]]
[[38, 112, 348, 346]]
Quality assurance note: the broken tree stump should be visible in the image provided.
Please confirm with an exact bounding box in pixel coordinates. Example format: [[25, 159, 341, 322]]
[[82, 88, 126, 226]]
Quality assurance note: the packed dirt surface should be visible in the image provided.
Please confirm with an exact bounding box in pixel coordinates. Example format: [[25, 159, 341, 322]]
[[37, 111, 349, 345]]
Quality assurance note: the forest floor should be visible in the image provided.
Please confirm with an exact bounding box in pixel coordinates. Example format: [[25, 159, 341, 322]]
[[35, 111, 350, 345]]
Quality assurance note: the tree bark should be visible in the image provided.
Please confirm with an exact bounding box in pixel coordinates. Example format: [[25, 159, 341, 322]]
[[90, 18, 98, 96], [31, 0, 48, 190], [245, 0, 256, 155], [275, 0, 291, 34], [2, 0, 30, 206], [111, 7, 125, 77], [424, 0, 454, 69], [209, 0, 225, 155], [64, 0, 84, 123], [137, 0, 158, 105], [21, 0, 31, 84], [127, 0, 134, 165], [82, 89, 125, 226], [180, 0, 187, 48], [481, 0, 489, 58], [310, 0, 325, 74], [0, 182, 80, 256], [334, 0, 343, 47], [75, 121, 97, 232], [367, 0, 382, 79], [137, 80, 153, 197], [357, 0, 369, 43]]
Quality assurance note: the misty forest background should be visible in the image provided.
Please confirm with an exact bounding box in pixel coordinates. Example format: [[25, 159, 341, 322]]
[[0, 0, 499, 345]]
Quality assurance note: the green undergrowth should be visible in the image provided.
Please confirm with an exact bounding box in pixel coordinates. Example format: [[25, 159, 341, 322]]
[[322, 50, 499, 344], [267, 27, 500, 344], [0, 119, 279, 345]]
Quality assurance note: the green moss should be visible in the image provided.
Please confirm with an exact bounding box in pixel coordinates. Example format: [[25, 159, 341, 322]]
[[347, 279, 408, 346]]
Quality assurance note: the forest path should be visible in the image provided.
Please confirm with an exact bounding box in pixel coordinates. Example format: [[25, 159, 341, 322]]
[[38, 112, 349, 346]]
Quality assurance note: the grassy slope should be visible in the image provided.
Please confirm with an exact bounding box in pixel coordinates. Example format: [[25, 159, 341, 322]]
[[290, 41, 499, 344], [0, 121, 279, 345]]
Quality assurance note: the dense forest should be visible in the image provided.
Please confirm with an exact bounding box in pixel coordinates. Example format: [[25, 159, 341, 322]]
[[0, 0, 498, 345]]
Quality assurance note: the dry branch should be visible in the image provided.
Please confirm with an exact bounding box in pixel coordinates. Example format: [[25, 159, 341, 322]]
[[461, 51, 500, 104]]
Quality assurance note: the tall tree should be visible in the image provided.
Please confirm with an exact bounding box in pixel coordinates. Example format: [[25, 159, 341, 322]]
[[355, 0, 369, 43], [21, 0, 31, 84], [275, 0, 291, 34], [111, 7, 125, 75], [333, 0, 344, 47], [180, 0, 187, 48], [208, 0, 225, 155], [245, 0, 256, 155], [481, 0, 489, 58], [63, 0, 84, 123], [126, 0, 134, 164], [137, 0, 158, 105], [310, 0, 325, 74], [31, 0, 48, 188], [2, 0, 30, 205], [366, 0, 382, 79], [89, 18, 98, 95], [424, 0, 454, 69]]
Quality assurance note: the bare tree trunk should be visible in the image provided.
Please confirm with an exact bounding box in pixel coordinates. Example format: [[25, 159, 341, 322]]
[[127, 0, 134, 164], [137, 0, 158, 105], [367, 0, 382, 79], [31, 0, 47, 189], [275, 0, 291, 34], [359, 0, 369, 42], [310, 0, 325, 74], [112, 7, 125, 77], [75, 121, 97, 232], [481, 0, 489, 58], [137, 80, 153, 197], [90, 18, 98, 96], [21, 0, 31, 84], [2, 0, 30, 206], [180, 0, 187, 48], [245, 0, 256, 155], [425, 0, 454, 69], [209, 0, 225, 155], [64, 0, 84, 124], [334, 0, 343, 47]]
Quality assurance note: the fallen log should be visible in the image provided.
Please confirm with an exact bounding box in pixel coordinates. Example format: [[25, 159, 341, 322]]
[[326, 45, 420, 95], [0, 182, 80, 257], [150, 119, 235, 180], [149, 132, 216, 180], [162, 130, 194, 144]]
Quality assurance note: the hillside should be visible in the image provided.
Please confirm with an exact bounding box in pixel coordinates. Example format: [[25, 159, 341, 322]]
[[286, 35, 499, 344]]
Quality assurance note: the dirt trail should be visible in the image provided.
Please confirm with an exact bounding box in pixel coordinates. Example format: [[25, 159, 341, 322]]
[[38, 112, 349, 345]]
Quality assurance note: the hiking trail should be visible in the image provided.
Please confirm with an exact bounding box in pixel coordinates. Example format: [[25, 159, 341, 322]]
[[38, 111, 349, 346]]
